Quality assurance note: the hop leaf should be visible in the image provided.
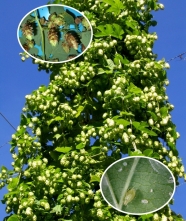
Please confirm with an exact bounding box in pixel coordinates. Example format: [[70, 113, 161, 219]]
[[48, 27, 59, 47]]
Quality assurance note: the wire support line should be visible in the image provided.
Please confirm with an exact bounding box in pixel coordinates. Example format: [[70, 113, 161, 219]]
[[0, 112, 16, 131], [167, 52, 186, 62], [0, 141, 9, 148]]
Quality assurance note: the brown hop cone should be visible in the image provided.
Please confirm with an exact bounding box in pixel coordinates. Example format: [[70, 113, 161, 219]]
[[62, 42, 70, 53], [49, 12, 57, 22], [23, 43, 29, 51], [65, 32, 80, 50], [39, 17, 47, 26], [48, 27, 58, 47], [23, 40, 34, 51], [22, 21, 34, 40], [27, 39, 34, 49]]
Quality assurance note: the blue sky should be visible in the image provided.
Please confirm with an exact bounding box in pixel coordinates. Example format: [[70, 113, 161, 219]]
[[0, 0, 186, 219]]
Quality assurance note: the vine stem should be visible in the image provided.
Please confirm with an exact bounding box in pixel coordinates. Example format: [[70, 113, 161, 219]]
[[104, 173, 119, 208], [130, 119, 137, 151], [118, 157, 139, 209], [34, 11, 46, 60]]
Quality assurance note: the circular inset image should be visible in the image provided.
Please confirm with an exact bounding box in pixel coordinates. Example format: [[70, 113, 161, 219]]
[[100, 156, 175, 215], [17, 4, 93, 63]]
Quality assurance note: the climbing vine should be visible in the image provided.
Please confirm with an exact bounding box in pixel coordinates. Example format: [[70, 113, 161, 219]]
[[1, 0, 185, 220]]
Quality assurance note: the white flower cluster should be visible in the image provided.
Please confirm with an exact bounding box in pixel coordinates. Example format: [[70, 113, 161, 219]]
[[124, 33, 157, 59]]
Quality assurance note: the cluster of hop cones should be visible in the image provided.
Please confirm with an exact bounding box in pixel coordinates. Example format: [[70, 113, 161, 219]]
[[21, 21, 35, 51]]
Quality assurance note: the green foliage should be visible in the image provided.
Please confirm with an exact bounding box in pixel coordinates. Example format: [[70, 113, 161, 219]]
[[1, 0, 185, 220], [94, 23, 124, 39]]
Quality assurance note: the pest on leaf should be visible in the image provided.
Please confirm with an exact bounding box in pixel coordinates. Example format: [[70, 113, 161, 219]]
[[123, 188, 136, 206], [141, 199, 148, 204]]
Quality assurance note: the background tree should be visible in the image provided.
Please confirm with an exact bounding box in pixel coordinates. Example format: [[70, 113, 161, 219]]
[[0, 0, 185, 220]]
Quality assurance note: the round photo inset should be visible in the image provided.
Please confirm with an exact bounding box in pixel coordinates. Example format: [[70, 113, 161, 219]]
[[17, 4, 93, 63], [100, 156, 175, 215]]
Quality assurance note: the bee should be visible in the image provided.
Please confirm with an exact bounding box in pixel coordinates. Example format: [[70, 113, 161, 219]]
[[123, 188, 136, 206]]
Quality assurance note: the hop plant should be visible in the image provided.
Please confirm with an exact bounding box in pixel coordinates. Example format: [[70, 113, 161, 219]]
[[2, 0, 186, 221], [48, 27, 59, 47], [21, 21, 34, 40]]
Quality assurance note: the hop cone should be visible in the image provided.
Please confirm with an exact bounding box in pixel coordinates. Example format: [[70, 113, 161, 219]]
[[48, 12, 57, 22], [27, 40, 34, 49], [53, 16, 65, 26], [65, 32, 80, 50], [39, 17, 47, 26], [48, 27, 58, 47], [81, 18, 91, 30], [48, 21, 56, 29], [62, 42, 70, 53], [23, 43, 29, 51], [23, 39, 35, 51], [22, 21, 34, 40]]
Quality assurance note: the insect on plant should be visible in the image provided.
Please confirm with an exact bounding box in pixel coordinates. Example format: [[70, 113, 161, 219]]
[[123, 188, 136, 206]]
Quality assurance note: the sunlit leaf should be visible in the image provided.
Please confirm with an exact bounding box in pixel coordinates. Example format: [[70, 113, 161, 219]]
[[55, 147, 72, 153], [76, 143, 85, 149]]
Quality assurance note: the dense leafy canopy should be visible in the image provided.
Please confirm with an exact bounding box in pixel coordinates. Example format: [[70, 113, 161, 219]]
[[1, 0, 185, 220]]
